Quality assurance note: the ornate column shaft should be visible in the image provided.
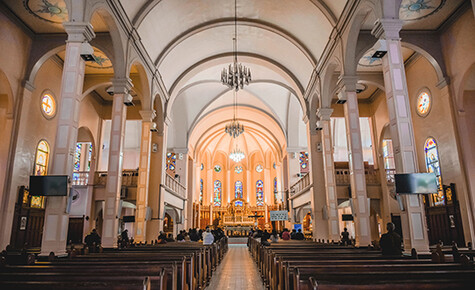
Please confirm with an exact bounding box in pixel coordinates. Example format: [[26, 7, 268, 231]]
[[373, 19, 430, 252], [134, 110, 155, 242], [102, 78, 132, 247], [41, 23, 95, 255], [339, 76, 371, 246], [317, 107, 341, 241]]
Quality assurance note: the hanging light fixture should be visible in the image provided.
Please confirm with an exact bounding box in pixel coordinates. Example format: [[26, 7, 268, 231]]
[[221, 0, 251, 91], [225, 89, 244, 138], [229, 145, 245, 163]]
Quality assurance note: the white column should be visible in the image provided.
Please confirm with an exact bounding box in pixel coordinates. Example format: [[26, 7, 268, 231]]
[[246, 169, 251, 202], [227, 169, 231, 203], [102, 78, 132, 247], [134, 110, 155, 242], [317, 108, 341, 242], [373, 19, 430, 252], [339, 76, 372, 247], [40, 23, 95, 256]]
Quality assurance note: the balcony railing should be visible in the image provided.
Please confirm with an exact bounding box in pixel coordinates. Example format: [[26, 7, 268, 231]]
[[164, 173, 186, 197], [335, 168, 381, 185], [290, 173, 311, 196], [72, 171, 89, 186], [94, 169, 139, 187]]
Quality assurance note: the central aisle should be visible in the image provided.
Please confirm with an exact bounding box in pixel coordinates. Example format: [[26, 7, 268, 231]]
[[206, 243, 265, 290]]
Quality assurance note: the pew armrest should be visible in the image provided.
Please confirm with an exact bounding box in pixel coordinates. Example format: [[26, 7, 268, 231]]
[[309, 276, 319, 290], [143, 276, 151, 290]]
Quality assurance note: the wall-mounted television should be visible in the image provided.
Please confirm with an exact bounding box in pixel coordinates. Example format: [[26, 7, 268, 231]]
[[29, 175, 68, 196], [395, 173, 438, 194]]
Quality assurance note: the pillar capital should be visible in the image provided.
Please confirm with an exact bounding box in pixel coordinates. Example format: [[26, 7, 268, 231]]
[[371, 19, 403, 40], [317, 107, 333, 121], [111, 77, 133, 95], [63, 22, 95, 42], [140, 110, 157, 122], [337, 75, 358, 93]]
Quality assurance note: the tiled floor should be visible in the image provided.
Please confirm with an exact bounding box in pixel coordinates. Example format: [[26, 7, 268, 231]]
[[206, 244, 265, 290]]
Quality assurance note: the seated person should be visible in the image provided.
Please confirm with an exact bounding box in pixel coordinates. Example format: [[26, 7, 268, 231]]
[[84, 229, 101, 252], [203, 228, 214, 245], [281, 229, 291, 240], [295, 229, 305, 240], [270, 230, 279, 243], [380, 222, 402, 256], [290, 229, 297, 240], [341, 228, 351, 246]]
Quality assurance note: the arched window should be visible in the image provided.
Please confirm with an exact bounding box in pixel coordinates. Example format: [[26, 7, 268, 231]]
[[382, 139, 396, 182], [235, 181, 243, 199], [214, 180, 222, 206], [199, 179, 203, 205], [274, 177, 278, 204], [72, 142, 93, 185], [424, 138, 445, 206], [166, 152, 176, 175], [31, 140, 50, 208], [299, 152, 309, 173], [256, 180, 264, 206]]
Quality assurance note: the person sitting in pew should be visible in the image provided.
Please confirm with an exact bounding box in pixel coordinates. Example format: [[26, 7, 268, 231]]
[[166, 233, 175, 242], [281, 228, 291, 240], [270, 230, 279, 243], [341, 227, 351, 246], [84, 229, 101, 253], [290, 229, 297, 240], [294, 229, 305, 240], [380, 222, 402, 256], [203, 227, 215, 245]]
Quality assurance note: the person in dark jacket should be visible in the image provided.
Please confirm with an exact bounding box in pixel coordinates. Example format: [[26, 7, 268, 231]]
[[380, 222, 402, 256]]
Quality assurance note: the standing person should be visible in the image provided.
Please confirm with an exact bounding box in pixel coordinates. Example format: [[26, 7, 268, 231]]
[[380, 222, 402, 256], [203, 227, 214, 245], [341, 228, 351, 246]]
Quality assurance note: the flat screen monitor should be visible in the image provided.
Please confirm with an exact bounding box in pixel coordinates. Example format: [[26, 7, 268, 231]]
[[395, 173, 438, 194], [29, 175, 68, 196]]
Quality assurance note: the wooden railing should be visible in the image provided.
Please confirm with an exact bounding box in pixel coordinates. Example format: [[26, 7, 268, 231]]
[[290, 173, 311, 196], [94, 169, 139, 186], [164, 173, 186, 197], [335, 168, 381, 185]]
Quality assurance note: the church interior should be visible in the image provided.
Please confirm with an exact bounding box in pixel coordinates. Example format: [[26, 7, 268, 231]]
[[0, 0, 475, 289]]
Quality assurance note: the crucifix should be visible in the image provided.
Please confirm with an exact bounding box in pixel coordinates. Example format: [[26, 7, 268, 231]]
[[248, 211, 264, 228]]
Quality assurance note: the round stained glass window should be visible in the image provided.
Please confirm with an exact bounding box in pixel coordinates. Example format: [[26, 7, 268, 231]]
[[256, 164, 263, 173], [416, 91, 431, 116], [214, 165, 222, 173], [41, 93, 56, 118], [235, 166, 243, 174]]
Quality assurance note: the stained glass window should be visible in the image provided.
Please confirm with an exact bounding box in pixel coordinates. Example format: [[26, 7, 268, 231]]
[[166, 152, 176, 175], [234, 166, 243, 174], [214, 180, 222, 206], [41, 93, 56, 118], [35, 140, 49, 176], [256, 164, 263, 173], [417, 91, 431, 116], [299, 152, 309, 173], [87, 143, 92, 171], [382, 139, 395, 182], [274, 177, 278, 204], [32, 140, 49, 208], [256, 180, 264, 206], [235, 180, 243, 199], [74, 143, 82, 172], [235, 200, 243, 207], [424, 138, 444, 206], [214, 165, 222, 173], [199, 179, 203, 204]]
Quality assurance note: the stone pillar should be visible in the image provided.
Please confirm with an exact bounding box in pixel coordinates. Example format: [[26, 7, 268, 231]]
[[40, 23, 95, 256], [372, 19, 430, 252], [317, 108, 341, 242], [186, 158, 194, 229], [102, 78, 132, 247], [246, 169, 251, 202], [134, 110, 155, 242], [226, 169, 231, 202], [339, 76, 371, 247], [146, 123, 167, 239], [307, 121, 329, 241]]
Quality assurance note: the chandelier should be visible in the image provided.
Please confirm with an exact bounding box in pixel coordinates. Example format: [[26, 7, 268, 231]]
[[229, 146, 245, 163], [221, 0, 251, 91], [225, 118, 244, 138]]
